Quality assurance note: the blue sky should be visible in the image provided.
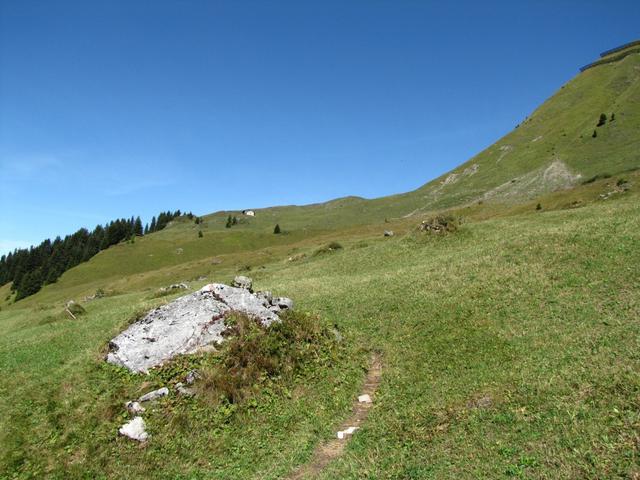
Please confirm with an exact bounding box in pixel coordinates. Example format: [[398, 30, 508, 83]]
[[1, 0, 638, 254]]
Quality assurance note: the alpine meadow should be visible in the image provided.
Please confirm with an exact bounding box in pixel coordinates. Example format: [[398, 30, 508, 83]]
[[1, 13, 639, 480]]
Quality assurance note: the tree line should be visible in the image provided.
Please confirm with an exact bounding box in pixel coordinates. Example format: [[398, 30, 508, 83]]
[[0, 210, 184, 301]]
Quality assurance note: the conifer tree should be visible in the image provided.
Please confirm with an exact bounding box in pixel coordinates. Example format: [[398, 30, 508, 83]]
[[597, 113, 607, 127], [274, 224, 281, 234]]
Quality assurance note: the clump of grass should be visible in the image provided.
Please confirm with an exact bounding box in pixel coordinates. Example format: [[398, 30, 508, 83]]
[[582, 173, 612, 184], [149, 287, 187, 299], [287, 253, 306, 262], [418, 215, 459, 234], [616, 178, 628, 187], [314, 241, 343, 256], [65, 301, 86, 317], [196, 311, 340, 405]]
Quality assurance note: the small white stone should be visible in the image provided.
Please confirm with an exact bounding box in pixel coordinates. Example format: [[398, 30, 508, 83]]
[[337, 426, 359, 439], [139, 387, 169, 402], [125, 401, 145, 414], [175, 382, 194, 397], [358, 394, 372, 404], [119, 416, 149, 442]]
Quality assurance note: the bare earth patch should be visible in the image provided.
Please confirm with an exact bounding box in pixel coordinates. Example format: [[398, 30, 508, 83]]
[[287, 353, 382, 479]]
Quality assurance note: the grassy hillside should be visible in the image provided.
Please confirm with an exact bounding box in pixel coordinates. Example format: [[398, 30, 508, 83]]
[[1, 181, 638, 478], [1, 45, 639, 479]]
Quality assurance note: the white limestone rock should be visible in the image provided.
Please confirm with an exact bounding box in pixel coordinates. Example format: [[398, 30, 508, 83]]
[[119, 416, 148, 442], [201, 283, 281, 326], [139, 387, 169, 402], [106, 290, 229, 373], [337, 426, 359, 439], [106, 280, 290, 374], [125, 401, 145, 414], [175, 382, 195, 397]]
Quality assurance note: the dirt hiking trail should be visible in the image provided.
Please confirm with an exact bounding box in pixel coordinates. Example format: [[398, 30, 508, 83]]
[[286, 353, 383, 479]]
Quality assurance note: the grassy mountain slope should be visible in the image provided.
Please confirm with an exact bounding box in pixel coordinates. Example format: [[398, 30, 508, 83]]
[[411, 43, 640, 211], [1, 45, 639, 478], [1, 185, 638, 478]]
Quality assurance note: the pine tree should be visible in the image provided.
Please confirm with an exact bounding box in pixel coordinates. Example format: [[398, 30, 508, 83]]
[[232, 216, 238, 225], [150, 216, 157, 233], [273, 224, 281, 234], [15, 269, 43, 300], [134, 216, 143, 236], [226, 215, 232, 228], [597, 113, 607, 127]]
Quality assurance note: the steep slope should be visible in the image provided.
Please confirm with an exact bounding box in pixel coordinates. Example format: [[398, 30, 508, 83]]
[[410, 43, 639, 212], [198, 43, 639, 225]]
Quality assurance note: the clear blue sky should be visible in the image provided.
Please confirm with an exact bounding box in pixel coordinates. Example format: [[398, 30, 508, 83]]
[[1, 1, 638, 254]]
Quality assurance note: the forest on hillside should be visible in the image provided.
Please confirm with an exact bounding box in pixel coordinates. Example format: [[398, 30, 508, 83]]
[[0, 210, 188, 301]]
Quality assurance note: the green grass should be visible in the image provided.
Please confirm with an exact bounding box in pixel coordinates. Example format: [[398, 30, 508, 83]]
[[1, 47, 639, 478], [1, 182, 638, 478]]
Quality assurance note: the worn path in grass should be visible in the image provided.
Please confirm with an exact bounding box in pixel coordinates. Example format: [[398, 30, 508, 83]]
[[287, 353, 383, 480]]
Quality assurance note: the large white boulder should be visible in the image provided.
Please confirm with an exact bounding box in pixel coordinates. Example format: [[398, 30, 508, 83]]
[[106, 282, 287, 373]]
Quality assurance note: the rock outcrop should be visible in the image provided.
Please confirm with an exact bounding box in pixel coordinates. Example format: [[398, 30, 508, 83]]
[[106, 279, 293, 373]]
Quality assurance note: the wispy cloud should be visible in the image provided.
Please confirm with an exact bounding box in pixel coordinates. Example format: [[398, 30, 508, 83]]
[[0, 154, 64, 179]]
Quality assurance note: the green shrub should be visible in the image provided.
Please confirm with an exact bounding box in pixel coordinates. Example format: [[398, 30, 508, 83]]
[[273, 224, 281, 234], [65, 301, 86, 317], [418, 215, 459, 234], [582, 173, 612, 184], [314, 241, 343, 256], [597, 113, 607, 127], [196, 311, 340, 405]]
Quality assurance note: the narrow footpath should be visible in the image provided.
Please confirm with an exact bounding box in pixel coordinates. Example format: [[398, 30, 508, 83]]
[[287, 353, 382, 479]]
